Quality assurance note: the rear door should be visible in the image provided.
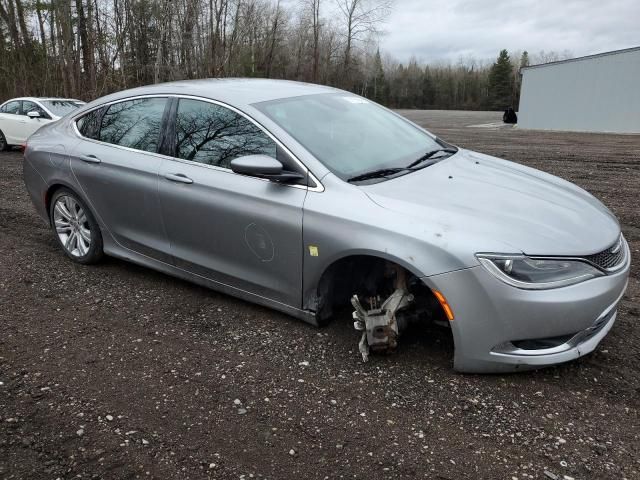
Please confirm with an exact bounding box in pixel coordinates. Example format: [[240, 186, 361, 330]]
[[157, 97, 308, 306], [70, 96, 173, 262], [0, 100, 24, 144]]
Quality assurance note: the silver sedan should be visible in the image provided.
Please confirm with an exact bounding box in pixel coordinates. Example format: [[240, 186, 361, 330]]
[[22, 79, 630, 373]]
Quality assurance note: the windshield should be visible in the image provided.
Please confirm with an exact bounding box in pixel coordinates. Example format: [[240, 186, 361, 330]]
[[41, 100, 85, 117], [254, 93, 445, 180]]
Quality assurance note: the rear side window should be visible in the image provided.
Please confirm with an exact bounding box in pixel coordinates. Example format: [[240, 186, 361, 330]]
[[175, 99, 276, 168], [1, 101, 20, 114], [76, 109, 102, 140], [99, 98, 167, 153]]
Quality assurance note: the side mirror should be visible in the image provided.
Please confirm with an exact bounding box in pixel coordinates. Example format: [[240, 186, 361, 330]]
[[230, 155, 305, 183], [27, 111, 41, 119]]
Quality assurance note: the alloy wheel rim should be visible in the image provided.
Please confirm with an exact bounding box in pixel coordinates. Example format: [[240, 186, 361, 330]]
[[53, 195, 91, 257]]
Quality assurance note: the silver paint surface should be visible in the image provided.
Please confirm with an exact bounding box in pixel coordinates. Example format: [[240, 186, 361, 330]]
[[23, 79, 631, 372]]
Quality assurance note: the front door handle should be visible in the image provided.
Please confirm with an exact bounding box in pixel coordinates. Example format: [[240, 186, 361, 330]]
[[80, 154, 101, 164], [164, 173, 193, 184]]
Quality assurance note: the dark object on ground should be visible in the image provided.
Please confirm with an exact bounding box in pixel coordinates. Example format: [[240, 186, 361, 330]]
[[503, 107, 518, 124]]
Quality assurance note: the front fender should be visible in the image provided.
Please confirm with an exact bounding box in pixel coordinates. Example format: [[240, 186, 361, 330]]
[[301, 176, 472, 311]]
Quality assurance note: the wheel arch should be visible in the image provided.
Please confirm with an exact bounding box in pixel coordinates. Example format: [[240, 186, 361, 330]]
[[305, 249, 440, 325], [44, 181, 95, 227], [46, 182, 105, 264], [45, 182, 76, 223]]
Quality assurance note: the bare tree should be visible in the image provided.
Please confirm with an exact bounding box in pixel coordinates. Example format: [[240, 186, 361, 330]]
[[335, 0, 392, 88], [304, 0, 321, 82], [0, 0, 533, 111]]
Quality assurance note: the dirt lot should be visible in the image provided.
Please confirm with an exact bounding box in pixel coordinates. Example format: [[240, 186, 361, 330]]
[[1, 111, 639, 480]]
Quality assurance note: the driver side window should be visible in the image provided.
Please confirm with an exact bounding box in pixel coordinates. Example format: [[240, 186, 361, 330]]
[[174, 99, 277, 169], [22, 101, 48, 118]]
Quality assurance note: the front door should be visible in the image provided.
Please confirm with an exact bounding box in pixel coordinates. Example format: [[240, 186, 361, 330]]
[[70, 97, 172, 262], [158, 98, 307, 307], [21, 100, 53, 141]]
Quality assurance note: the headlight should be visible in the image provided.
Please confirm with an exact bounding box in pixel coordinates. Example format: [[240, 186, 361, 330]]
[[476, 254, 604, 289]]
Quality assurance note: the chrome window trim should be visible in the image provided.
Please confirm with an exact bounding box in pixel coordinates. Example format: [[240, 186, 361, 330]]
[[70, 93, 324, 193]]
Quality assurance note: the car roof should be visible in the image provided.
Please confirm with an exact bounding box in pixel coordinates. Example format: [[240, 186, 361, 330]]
[[81, 78, 340, 109], [38, 98, 85, 102], [2, 97, 83, 103]]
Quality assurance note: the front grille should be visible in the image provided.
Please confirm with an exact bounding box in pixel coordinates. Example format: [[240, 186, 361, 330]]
[[582, 236, 625, 271]]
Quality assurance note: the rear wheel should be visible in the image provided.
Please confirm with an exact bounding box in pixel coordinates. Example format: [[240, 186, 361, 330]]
[[49, 189, 104, 264], [0, 130, 9, 151]]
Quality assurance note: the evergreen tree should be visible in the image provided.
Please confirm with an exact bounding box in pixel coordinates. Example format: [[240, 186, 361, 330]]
[[371, 48, 388, 104], [512, 51, 530, 110], [422, 66, 435, 108], [487, 49, 514, 110]]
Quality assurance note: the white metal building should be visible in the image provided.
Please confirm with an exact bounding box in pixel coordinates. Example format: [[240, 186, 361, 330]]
[[518, 46, 640, 133]]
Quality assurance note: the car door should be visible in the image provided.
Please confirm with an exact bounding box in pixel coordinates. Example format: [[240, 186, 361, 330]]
[[0, 100, 24, 144], [157, 97, 307, 307], [70, 96, 173, 262], [21, 101, 52, 141]]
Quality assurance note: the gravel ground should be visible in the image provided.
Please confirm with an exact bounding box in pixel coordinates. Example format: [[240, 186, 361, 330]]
[[1, 111, 639, 480]]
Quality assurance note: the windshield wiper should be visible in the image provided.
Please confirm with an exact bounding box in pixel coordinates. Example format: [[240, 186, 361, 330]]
[[347, 147, 458, 183], [406, 147, 458, 169], [347, 167, 413, 183]]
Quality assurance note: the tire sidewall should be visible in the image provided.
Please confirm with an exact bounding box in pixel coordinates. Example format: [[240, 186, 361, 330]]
[[0, 130, 8, 151], [49, 188, 103, 264]]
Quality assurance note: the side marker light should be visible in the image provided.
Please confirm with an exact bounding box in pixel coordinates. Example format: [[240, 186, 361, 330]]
[[433, 290, 454, 321]]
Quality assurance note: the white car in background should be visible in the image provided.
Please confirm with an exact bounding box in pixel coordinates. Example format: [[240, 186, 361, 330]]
[[0, 97, 85, 150]]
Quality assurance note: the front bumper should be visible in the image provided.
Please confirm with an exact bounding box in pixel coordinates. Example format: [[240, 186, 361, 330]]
[[425, 243, 630, 373]]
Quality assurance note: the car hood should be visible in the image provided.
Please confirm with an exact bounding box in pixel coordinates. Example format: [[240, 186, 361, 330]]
[[363, 149, 620, 256]]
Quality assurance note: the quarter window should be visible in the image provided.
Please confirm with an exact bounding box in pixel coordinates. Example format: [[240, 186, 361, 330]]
[[100, 98, 167, 153], [175, 99, 276, 168], [0, 101, 20, 114], [76, 108, 102, 140]]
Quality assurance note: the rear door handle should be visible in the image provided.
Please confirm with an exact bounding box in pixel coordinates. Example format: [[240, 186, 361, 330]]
[[80, 154, 101, 164], [164, 173, 193, 184]]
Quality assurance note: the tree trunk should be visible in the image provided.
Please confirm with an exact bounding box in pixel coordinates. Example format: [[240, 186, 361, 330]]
[[264, 1, 280, 78], [76, 0, 94, 96], [312, 0, 320, 82]]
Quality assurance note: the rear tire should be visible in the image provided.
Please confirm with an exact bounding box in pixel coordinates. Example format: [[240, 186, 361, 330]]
[[0, 130, 9, 151], [49, 188, 104, 264]]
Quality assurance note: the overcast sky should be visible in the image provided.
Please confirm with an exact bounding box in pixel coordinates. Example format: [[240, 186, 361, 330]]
[[382, 0, 640, 64]]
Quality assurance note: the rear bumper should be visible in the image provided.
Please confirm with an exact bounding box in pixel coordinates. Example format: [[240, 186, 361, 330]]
[[425, 242, 630, 373]]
